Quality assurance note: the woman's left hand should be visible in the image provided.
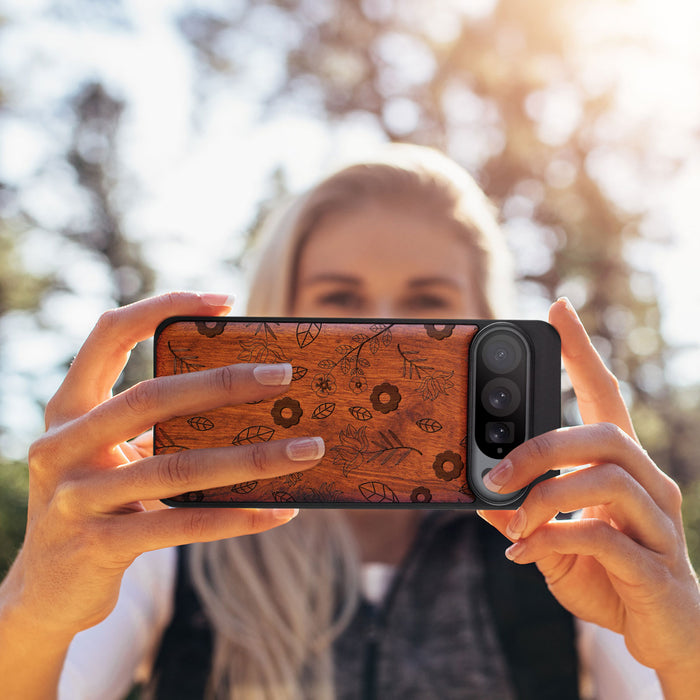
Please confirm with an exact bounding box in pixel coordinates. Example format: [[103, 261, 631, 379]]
[[478, 298, 700, 695]]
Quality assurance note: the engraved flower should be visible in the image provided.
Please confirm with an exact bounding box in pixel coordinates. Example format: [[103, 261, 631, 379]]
[[369, 382, 401, 414], [271, 397, 303, 428], [196, 320, 226, 338], [311, 372, 337, 397], [410, 486, 432, 503], [329, 424, 370, 476], [424, 323, 455, 340], [348, 373, 368, 394], [432, 450, 464, 481]]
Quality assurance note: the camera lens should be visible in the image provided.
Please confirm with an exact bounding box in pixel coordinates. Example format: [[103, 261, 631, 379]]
[[482, 334, 522, 374], [489, 387, 511, 411], [486, 421, 514, 444], [481, 378, 521, 417]]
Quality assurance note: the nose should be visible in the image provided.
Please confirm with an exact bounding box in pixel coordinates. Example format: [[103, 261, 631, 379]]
[[363, 300, 397, 319]]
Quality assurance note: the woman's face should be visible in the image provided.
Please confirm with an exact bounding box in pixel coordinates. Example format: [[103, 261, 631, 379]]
[[293, 202, 484, 319]]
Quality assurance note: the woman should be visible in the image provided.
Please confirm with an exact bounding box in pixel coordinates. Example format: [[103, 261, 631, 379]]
[[0, 145, 697, 699]]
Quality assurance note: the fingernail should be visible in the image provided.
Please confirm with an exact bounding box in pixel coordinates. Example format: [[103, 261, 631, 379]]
[[254, 363, 293, 386], [557, 296, 578, 319], [286, 437, 325, 461], [505, 541, 527, 561], [199, 293, 236, 309], [506, 509, 527, 540], [273, 508, 299, 521], [483, 460, 512, 493]]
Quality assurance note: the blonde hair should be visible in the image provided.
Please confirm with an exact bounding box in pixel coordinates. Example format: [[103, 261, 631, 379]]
[[246, 143, 513, 318], [188, 144, 514, 699]]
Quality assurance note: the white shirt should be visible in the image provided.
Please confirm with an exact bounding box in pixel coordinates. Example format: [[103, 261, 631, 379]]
[[59, 548, 663, 700]]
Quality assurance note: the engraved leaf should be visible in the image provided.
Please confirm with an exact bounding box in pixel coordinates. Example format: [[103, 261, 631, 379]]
[[335, 344, 354, 355], [318, 359, 335, 369], [238, 339, 288, 363], [297, 322, 322, 348], [312, 402, 336, 419], [358, 357, 370, 368], [187, 416, 215, 431], [273, 491, 296, 503], [359, 481, 399, 503], [369, 336, 380, 354], [231, 425, 275, 445], [416, 418, 443, 433], [230, 481, 258, 494], [292, 366, 308, 381], [382, 330, 392, 346], [352, 333, 369, 343], [154, 428, 188, 453], [285, 472, 304, 486], [349, 406, 372, 421]]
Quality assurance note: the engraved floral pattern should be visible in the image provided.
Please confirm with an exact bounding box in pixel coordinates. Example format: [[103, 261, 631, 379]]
[[432, 450, 464, 482], [411, 486, 432, 503], [156, 320, 477, 506], [196, 320, 226, 338], [271, 397, 303, 428], [311, 372, 337, 397], [424, 323, 455, 340], [369, 382, 402, 414], [329, 423, 421, 476]]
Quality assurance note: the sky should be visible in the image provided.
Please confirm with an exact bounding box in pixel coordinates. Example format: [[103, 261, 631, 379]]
[[1, 0, 699, 457]]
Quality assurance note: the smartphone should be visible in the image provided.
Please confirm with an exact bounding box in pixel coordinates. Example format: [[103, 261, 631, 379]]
[[153, 317, 560, 509]]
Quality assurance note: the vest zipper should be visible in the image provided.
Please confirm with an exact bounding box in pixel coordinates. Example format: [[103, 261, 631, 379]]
[[362, 603, 382, 700], [359, 513, 444, 698]]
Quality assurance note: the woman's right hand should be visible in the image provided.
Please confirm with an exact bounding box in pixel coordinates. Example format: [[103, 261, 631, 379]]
[[2, 292, 324, 642]]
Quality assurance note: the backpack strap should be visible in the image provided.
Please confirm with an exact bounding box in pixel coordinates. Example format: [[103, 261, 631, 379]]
[[477, 515, 580, 700]]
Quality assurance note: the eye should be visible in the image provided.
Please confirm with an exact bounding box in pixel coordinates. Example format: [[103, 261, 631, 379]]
[[315, 290, 366, 311], [402, 294, 452, 312]]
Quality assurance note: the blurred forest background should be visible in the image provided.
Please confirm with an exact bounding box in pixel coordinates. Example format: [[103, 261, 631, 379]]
[[1, 0, 700, 574]]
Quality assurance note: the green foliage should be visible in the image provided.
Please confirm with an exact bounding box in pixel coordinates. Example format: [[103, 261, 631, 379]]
[[0, 460, 28, 577], [0, 223, 54, 316], [682, 479, 700, 572]]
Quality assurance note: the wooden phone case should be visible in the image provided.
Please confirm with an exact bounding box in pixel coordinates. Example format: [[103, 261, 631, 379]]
[[153, 317, 559, 508]]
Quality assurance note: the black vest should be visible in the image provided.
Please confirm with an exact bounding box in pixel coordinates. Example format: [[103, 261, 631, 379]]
[[148, 514, 579, 699]]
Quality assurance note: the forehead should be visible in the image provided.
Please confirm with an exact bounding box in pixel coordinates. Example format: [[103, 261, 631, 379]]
[[298, 202, 471, 279]]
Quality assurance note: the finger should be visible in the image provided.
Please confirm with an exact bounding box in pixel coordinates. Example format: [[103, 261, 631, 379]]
[[504, 464, 675, 554], [548, 298, 636, 439], [483, 423, 681, 515], [47, 292, 235, 424], [109, 506, 301, 558], [127, 430, 153, 459], [476, 509, 516, 540], [85, 437, 324, 508], [503, 518, 662, 588], [65, 362, 293, 456]]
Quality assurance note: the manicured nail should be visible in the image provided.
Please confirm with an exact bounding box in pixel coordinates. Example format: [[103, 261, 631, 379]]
[[273, 508, 299, 521], [254, 363, 293, 386], [286, 437, 325, 461], [557, 296, 578, 319], [199, 293, 236, 309], [505, 541, 527, 561], [483, 460, 512, 493], [506, 509, 527, 540]]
